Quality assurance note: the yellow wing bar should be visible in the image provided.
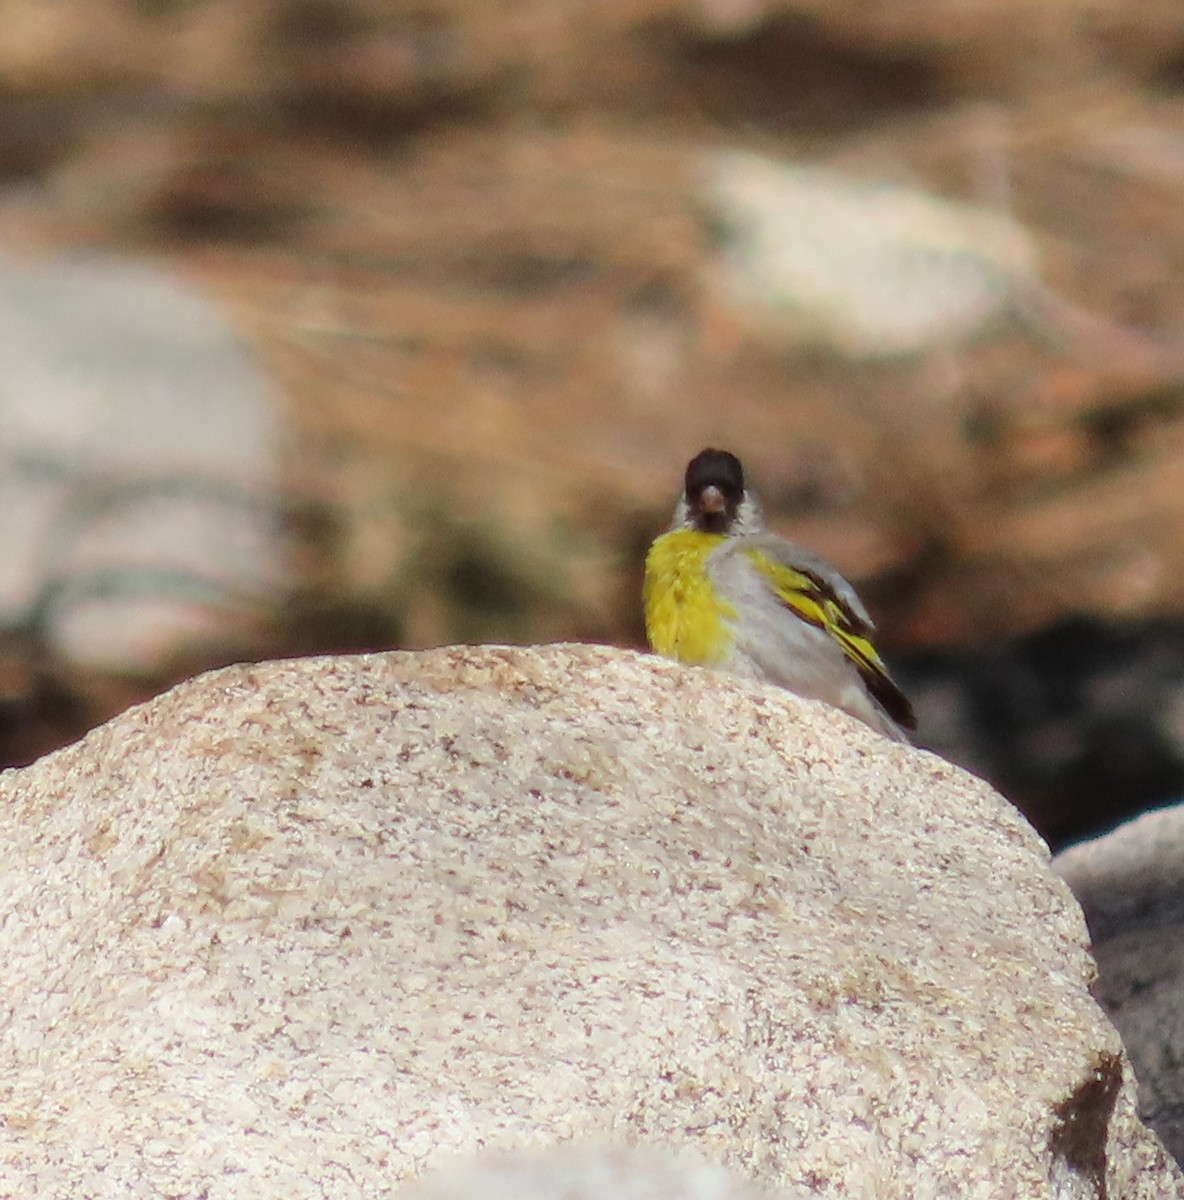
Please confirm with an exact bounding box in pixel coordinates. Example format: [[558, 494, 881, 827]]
[[744, 548, 916, 730]]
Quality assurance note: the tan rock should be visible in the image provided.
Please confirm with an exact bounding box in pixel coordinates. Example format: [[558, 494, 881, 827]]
[[0, 644, 1177, 1198]]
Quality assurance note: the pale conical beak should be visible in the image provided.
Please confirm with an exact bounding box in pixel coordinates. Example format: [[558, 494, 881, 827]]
[[699, 485, 726, 514]]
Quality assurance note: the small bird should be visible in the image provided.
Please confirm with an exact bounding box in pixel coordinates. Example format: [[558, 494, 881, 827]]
[[643, 448, 916, 741]]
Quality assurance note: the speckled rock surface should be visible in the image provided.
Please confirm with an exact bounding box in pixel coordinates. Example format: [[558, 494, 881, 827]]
[[0, 643, 1178, 1198], [1055, 804, 1184, 1167]]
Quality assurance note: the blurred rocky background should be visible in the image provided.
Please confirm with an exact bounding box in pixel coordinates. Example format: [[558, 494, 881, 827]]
[[4, 0, 1184, 851]]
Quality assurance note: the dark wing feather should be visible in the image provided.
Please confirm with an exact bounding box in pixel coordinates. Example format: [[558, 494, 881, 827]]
[[743, 543, 917, 731]]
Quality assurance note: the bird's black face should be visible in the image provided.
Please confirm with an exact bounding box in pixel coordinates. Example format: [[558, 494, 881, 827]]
[[684, 448, 745, 534]]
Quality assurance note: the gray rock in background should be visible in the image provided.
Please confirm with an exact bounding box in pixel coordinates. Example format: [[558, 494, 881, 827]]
[[0, 251, 284, 672], [698, 149, 1036, 359], [1054, 803, 1184, 1167]]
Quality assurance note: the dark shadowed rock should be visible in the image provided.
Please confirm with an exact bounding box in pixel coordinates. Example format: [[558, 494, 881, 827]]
[[1055, 803, 1184, 1167]]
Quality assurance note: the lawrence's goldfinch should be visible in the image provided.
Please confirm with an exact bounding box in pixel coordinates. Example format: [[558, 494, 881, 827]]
[[643, 448, 916, 742]]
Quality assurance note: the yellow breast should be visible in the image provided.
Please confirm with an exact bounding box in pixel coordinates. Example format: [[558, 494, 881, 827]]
[[642, 529, 735, 666]]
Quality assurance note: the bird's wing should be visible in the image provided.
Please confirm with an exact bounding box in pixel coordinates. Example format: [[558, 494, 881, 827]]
[[739, 535, 917, 731]]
